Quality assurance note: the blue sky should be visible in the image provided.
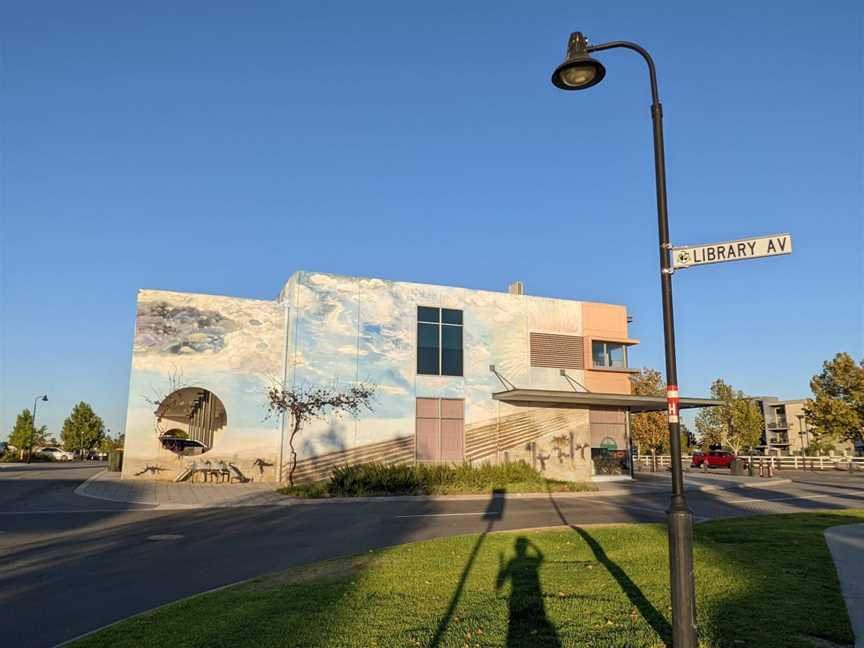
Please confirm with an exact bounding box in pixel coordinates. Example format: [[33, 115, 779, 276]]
[[1, 1, 862, 439]]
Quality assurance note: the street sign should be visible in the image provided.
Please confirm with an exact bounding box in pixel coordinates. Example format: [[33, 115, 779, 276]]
[[672, 233, 792, 269]]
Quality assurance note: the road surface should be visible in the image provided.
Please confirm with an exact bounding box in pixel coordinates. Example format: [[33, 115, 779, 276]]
[[1, 463, 862, 647]]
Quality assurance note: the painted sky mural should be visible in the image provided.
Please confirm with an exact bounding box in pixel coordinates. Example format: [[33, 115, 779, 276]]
[[123, 272, 620, 481]]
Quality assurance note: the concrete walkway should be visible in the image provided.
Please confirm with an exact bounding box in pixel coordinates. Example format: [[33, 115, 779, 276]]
[[75, 470, 287, 508], [74, 469, 790, 509], [825, 523, 864, 648]]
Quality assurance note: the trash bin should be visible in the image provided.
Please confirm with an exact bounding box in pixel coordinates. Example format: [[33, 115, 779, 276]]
[[731, 458, 746, 476], [108, 450, 123, 472]]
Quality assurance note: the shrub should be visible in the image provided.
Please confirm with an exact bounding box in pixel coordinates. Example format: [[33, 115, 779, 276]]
[[329, 462, 421, 496]]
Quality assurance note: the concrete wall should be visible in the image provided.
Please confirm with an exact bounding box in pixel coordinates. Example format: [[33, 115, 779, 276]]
[[122, 272, 637, 483], [122, 289, 286, 482]]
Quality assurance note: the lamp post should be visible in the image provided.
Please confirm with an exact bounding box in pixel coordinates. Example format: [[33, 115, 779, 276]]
[[27, 394, 48, 464], [797, 414, 809, 454], [551, 32, 697, 646]]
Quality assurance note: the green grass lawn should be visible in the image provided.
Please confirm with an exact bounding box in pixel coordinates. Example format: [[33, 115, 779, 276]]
[[72, 511, 862, 648]]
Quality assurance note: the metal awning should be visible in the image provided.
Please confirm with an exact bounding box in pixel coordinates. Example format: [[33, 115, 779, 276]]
[[493, 388, 720, 412]]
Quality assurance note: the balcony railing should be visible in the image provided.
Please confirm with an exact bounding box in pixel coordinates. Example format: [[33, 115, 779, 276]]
[[767, 421, 788, 429]]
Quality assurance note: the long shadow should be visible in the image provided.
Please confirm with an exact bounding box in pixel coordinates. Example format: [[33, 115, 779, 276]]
[[496, 536, 561, 647], [789, 479, 864, 494], [546, 490, 673, 645], [428, 488, 505, 647]]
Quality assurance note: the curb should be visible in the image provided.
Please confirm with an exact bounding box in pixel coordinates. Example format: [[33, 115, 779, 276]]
[[74, 472, 290, 510], [737, 478, 791, 489], [73, 473, 793, 509]]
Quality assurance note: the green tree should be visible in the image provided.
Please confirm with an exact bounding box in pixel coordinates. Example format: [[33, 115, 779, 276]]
[[696, 379, 764, 454], [60, 402, 105, 454], [804, 353, 864, 446], [99, 433, 122, 454], [629, 369, 668, 456], [8, 409, 47, 453]]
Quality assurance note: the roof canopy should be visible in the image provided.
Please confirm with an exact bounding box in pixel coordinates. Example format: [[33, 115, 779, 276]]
[[493, 388, 720, 413]]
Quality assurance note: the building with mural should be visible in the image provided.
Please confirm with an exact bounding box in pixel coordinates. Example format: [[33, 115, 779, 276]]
[[122, 271, 716, 483]]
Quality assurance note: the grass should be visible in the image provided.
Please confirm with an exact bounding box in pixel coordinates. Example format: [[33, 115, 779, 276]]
[[278, 461, 596, 498], [71, 511, 862, 648]]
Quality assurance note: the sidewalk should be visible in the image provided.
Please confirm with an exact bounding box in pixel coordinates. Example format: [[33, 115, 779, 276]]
[[75, 469, 789, 509], [75, 471, 287, 509], [825, 524, 864, 648], [634, 470, 791, 491]]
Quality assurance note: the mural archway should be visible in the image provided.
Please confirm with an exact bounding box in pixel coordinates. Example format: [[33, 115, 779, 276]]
[[155, 387, 226, 456]]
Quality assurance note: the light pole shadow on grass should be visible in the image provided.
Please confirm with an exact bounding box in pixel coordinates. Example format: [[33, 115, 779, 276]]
[[546, 490, 673, 646], [428, 488, 506, 648]]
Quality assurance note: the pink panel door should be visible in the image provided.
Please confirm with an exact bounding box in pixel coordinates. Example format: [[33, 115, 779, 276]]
[[416, 418, 440, 462], [416, 398, 440, 419], [441, 398, 464, 420], [441, 419, 464, 462]]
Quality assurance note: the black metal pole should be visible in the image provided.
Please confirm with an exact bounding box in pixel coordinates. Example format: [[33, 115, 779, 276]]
[[587, 40, 698, 647], [28, 396, 41, 464]]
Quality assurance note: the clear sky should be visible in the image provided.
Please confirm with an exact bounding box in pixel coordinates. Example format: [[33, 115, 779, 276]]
[[1, 1, 862, 439]]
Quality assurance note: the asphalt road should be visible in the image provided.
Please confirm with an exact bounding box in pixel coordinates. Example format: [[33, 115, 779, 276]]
[[1, 463, 862, 648]]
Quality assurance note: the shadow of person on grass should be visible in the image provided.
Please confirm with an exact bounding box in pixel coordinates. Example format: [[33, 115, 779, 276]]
[[495, 536, 561, 648]]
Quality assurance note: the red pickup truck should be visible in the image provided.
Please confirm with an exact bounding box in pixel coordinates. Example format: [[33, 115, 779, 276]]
[[691, 450, 735, 469]]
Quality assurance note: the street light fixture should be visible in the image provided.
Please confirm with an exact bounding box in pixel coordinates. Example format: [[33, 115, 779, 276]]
[[27, 394, 48, 464], [551, 32, 606, 90], [552, 32, 698, 647]]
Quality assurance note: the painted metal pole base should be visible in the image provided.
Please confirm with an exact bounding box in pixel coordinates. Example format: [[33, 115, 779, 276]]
[[668, 499, 698, 647]]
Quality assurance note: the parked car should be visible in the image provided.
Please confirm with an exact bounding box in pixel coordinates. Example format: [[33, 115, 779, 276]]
[[691, 449, 736, 469], [38, 446, 74, 461]]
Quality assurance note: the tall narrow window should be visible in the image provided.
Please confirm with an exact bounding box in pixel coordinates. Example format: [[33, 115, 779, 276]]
[[417, 307, 463, 376]]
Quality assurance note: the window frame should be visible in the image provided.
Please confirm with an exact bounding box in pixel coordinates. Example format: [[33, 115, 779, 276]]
[[591, 340, 629, 369], [417, 306, 464, 377]]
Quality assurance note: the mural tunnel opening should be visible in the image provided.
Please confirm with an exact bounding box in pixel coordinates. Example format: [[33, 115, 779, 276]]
[[156, 387, 226, 456]]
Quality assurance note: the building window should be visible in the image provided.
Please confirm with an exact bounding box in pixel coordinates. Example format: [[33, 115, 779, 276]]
[[417, 307, 463, 376], [591, 341, 627, 369]]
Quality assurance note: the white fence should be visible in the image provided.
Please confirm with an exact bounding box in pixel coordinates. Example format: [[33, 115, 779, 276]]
[[634, 454, 864, 472]]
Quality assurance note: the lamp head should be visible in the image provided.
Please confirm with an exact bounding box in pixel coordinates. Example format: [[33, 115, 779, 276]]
[[551, 32, 605, 91]]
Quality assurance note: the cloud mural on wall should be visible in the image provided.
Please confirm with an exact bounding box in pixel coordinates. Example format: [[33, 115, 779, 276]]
[[135, 301, 240, 355], [132, 290, 285, 376]]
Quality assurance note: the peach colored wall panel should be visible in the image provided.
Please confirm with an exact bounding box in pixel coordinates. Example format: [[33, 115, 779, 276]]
[[581, 302, 629, 339], [585, 371, 633, 394]]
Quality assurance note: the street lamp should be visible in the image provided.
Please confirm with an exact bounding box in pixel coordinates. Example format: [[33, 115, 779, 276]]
[[797, 414, 809, 453], [27, 394, 48, 464], [552, 32, 698, 647]]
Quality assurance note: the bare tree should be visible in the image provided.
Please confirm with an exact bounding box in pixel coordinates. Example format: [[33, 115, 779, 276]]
[[141, 367, 188, 437], [266, 383, 376, 486]]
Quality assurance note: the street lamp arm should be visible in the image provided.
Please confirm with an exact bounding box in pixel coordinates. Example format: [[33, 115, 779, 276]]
[[587, 41, 660, 107]]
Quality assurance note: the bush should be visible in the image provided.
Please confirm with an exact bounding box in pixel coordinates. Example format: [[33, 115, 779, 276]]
[[279, 461, 595, 497], [330, 463, 421, 496]]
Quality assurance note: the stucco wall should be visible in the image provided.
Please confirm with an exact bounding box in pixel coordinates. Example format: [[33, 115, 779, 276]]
[[121, 272, 636, 483], [122, 289, 286, 482]]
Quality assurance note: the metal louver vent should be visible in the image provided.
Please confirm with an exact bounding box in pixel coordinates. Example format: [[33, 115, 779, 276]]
[[529, 332, 584, 370]]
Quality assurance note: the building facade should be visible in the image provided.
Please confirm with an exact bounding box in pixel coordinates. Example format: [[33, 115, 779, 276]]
[[755, 397, 859, 456], [122, 271, 649, 483]]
